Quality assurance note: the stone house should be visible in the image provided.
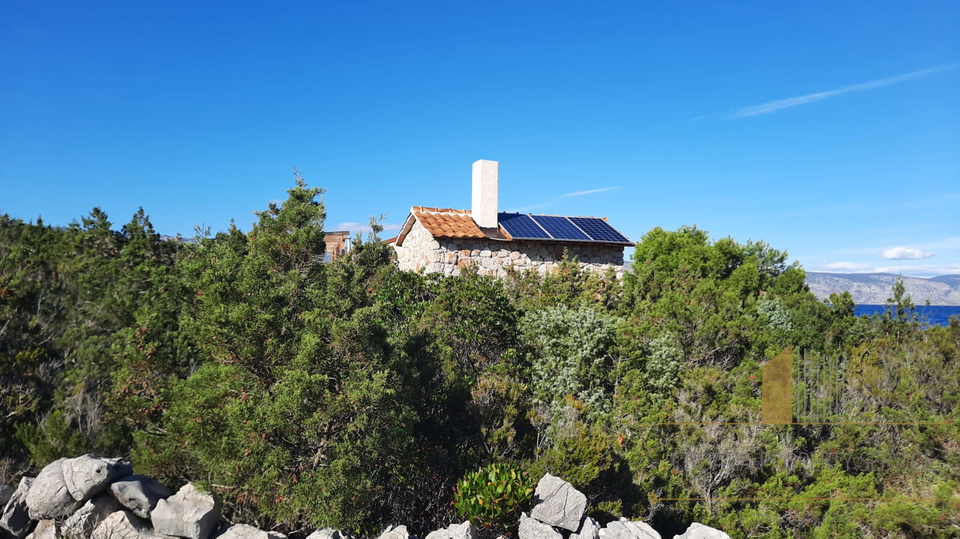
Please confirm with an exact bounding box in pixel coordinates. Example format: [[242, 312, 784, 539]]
[[323, 230, 351, 262], [386, 160, 632, 278]]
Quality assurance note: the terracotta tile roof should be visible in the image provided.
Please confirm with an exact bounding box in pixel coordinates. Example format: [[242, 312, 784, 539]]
[[411, 207, 487, 239]]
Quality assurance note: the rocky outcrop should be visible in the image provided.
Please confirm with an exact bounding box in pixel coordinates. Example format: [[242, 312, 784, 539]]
[[1, 459, 219, 539], [4, 460, 731, 539], [22, 456, 135, 522], [519, 477, 663, 539]]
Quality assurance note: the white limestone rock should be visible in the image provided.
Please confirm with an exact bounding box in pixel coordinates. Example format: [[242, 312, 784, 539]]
[[570, 517, 600, 539], [599, 519, 659, 539], [151, 483, 221, 539], [215, 524, 286, 539], [518, 513, 562, 539], [304, 528, 352, 539], [26, 459, 82, 520], [672, 523, 729, 539], [24, 520, 57, 539], [61, 455, 133, 502], [110, 476, 172, 519], [91, 510, 150, 539], [1, 477, 35, 539], [529, 474, 587, 532], [424, 521, 476, 539], [622, 519, 660, 539], [62, 493, 123, 539], [377, 525, 410, 539]]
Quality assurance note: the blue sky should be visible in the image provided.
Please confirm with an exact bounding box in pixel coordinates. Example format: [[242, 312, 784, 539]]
[[1, 1, 958, 276]]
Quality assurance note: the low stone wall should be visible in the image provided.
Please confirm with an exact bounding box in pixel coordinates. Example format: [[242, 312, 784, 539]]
[[1, 457, 729, 539], [394, 221, 625, 279]]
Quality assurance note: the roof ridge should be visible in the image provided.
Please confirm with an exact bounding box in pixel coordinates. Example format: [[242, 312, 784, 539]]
[[412, 206, 472, 214]]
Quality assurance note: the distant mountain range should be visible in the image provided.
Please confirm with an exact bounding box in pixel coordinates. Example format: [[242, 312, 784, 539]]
[[805, 272, 960, 306]]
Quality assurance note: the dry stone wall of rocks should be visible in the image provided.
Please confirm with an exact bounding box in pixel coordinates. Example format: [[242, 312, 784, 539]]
[[2, 457, 726, 539]]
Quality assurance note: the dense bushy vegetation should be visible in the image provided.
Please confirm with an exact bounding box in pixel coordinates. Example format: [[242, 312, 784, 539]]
[[1, 175, 958, 538]]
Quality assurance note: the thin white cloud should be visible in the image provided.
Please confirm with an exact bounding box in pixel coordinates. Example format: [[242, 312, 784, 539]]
[[332, 222, 371, 234], [875, 264, 960, 277], [819, 261, 874, 273], [560, 187, 621, 198], [505, 202, 553, 213], [729, 64, 956, 119], [333, 221, 403, 234], [882, 246, 935, 260]]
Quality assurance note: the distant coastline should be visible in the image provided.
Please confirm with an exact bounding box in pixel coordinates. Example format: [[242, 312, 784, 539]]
[[806, 272, 960, 306]]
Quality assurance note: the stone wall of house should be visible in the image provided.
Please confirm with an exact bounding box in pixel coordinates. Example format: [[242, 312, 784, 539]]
[[393, 220, 625, 279]]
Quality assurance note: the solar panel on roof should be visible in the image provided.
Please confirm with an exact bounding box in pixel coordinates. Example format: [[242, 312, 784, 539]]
[[568, 217, 631, 243], [531, 215, 591, 241], [499, 213, 551, 239]]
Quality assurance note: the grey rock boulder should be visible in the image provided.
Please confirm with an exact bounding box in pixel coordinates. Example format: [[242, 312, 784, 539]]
[[570, 517, 600, 539], [62, 493, 123, 539], [622, 519, 660, 539], [529, 474, 587, 532], [600, 519, 660, 539], [424, 521, 476, 539], [599, 521, 630, 539], [151, 483, 221, 539], [1, 477, 35, 539], [110, 476, 172, 520], [26, 459, 82, 519], [518, 513, 562, 539], [91, 511, 150, 539], [0, 484, 13, 507], [216, 524, 286, 539], [24, 520, 56, 539], [377, 525, 410, 539], [305, 529, 353, 539], [61, 456, 133, 502], [673, 523, 729, 539]]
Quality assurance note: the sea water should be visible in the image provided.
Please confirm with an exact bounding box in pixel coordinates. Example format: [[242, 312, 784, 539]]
[[853, 304, 960, 327]]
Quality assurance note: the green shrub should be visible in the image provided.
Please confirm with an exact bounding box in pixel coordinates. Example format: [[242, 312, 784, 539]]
[[453, 463, 535, 532]]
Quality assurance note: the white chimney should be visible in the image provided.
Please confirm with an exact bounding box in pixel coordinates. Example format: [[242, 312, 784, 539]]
[[472, 159, 499, 229]]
